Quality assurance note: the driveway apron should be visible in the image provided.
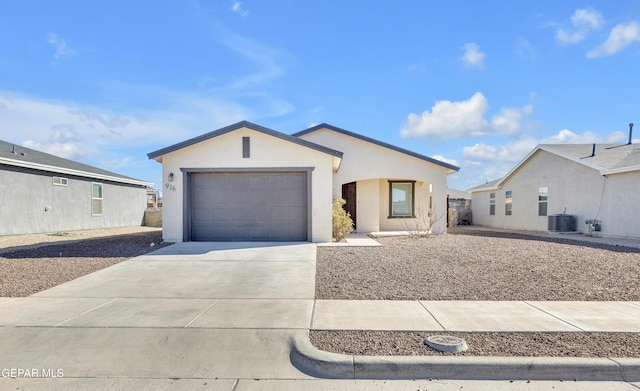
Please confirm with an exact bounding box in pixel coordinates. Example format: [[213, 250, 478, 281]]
[[0, 242, 317, 379]]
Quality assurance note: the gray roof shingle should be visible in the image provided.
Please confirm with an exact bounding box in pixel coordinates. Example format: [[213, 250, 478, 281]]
[[0, 140, 149, 186]]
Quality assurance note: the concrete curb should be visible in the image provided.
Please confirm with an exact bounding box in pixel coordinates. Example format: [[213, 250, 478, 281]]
[[289, 333, 640, 381]]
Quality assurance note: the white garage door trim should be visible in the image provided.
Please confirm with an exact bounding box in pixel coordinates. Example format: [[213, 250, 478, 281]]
[[181, 167, 314, 242]]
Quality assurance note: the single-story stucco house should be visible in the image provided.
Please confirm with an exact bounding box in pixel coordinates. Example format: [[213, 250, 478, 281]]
[[469, 143, 640, 239], [147, 121, 459, 242], [0, 140, 151, 236]]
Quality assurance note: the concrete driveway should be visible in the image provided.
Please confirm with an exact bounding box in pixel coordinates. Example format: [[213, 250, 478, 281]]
[[0, 242, 317, 381]]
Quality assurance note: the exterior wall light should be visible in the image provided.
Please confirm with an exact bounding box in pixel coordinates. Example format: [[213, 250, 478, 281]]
[[168, 173, 174, 182]]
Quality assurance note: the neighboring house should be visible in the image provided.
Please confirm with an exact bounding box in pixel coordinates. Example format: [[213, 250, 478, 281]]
[[147, 121, 459, 242], [469, 143, 640, 239], [0, 140, 151, 236]]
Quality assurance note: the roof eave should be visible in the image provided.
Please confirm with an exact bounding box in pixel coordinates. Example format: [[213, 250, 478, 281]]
[[602, 164, 640, 175], [0, 157, 152, 187], [468, 185, 501, 193], [148, 120, 344, 161], [294, 123, 460, 172]]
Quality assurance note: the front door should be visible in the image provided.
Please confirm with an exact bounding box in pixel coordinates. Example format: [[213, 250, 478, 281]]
[[341, 182, 357, 230]]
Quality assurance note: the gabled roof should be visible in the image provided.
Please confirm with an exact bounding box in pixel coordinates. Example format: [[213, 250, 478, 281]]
[[147, 120, 344, 161], [469, 143, 640, 192], [0, 140, 151, 187], [467, 178, 501, 192], [539, 143, 640, 174], [293, 123, 460, 173]]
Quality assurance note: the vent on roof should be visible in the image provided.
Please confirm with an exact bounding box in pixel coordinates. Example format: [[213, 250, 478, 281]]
[[629, 123, 634, 145]]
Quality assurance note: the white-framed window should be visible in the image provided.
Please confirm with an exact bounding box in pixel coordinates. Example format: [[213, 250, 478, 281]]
[[388, 181, 415, 217], [53, 176, 69, 186], [505, 190, 512, 216], [92, 183, 103, 216], [538, 187, 548, 216], [489, 192, 496, 215]]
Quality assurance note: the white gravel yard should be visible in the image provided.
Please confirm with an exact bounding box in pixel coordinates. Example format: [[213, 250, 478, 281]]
[[312, 227, 640, 357]]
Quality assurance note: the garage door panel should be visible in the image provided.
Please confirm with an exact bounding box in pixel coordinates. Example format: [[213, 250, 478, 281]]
[[190, 171, 307, 241], [267, 190, 306, 206]]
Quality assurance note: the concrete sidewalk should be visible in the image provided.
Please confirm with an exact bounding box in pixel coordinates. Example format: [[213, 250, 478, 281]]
[[312, 300, 640, 332]]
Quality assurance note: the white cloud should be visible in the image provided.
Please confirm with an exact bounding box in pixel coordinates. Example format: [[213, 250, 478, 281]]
[[0, 89, 257, 174], [463, 137, 538, 163], [540, 128, 627, 144], [491, 103, 533, 135], [460, 43, 485, 70], [22, 140, 86, 160], [400, 92, 533, 139], [516, 38, 535, 59], [47, 33, 75, 59], [463, 127, 628, 167], [556, 8, 603, 45], [572, 8, 603, 29], [401, 92, 488, 139], [51, 124, 82, 142], [230, 1, 248, 17], [587, 22, 640, 58], [432, 155, 459, 167], [407, 64, 425, 73], [214, 29, 286, 94], [556, 30, 585, 45]]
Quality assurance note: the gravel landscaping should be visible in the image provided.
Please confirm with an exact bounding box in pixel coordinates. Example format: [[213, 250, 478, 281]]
[[312, 228, 640, 357], [311, 331, 640, 357], [2, 226, 638, 357], [316, 228, 640, 301], [0, 227, 169, 297]]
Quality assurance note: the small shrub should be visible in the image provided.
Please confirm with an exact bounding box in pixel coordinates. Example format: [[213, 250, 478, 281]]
[[332, 199, 354, 241]]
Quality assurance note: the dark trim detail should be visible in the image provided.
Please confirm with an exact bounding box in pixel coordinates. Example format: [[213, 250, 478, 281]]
[[387, 180, 416, 218], [148, 120, 343, 160], [293, 123, 459, 172], [242, 136, 250, 158]]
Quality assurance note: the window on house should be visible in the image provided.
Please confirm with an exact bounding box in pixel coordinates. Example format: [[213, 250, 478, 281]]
[[538, 187, 548, 216], [489, 192, 496, 215], [53, 176, 68, 186], [92, 183, 103, 216], [389, 181, 415, 217], [505, 190, 512, 216]]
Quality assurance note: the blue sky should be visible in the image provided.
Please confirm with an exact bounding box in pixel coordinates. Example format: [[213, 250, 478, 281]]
[[1, 1, 640, 191]]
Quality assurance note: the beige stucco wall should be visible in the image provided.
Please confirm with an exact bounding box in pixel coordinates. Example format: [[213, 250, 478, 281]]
[[596, 171, 640, 238], [157, 127, 335, 242], [356, 179, 379, 232], [471, 150, 640, 238], [297, 128, 451, 234]]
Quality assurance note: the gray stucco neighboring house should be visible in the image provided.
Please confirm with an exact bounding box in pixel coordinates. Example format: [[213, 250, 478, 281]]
[[0, 140, 151, 236], [469, 143, 640, 239]]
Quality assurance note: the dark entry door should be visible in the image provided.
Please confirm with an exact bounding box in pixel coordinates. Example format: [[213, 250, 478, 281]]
[[341, 182, 357, 230]]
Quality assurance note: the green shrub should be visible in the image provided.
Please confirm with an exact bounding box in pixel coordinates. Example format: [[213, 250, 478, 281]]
[[332, 198, 354, 241]]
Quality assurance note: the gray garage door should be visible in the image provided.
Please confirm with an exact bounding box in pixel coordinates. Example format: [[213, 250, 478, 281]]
[[189, 172, 308, 241]]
